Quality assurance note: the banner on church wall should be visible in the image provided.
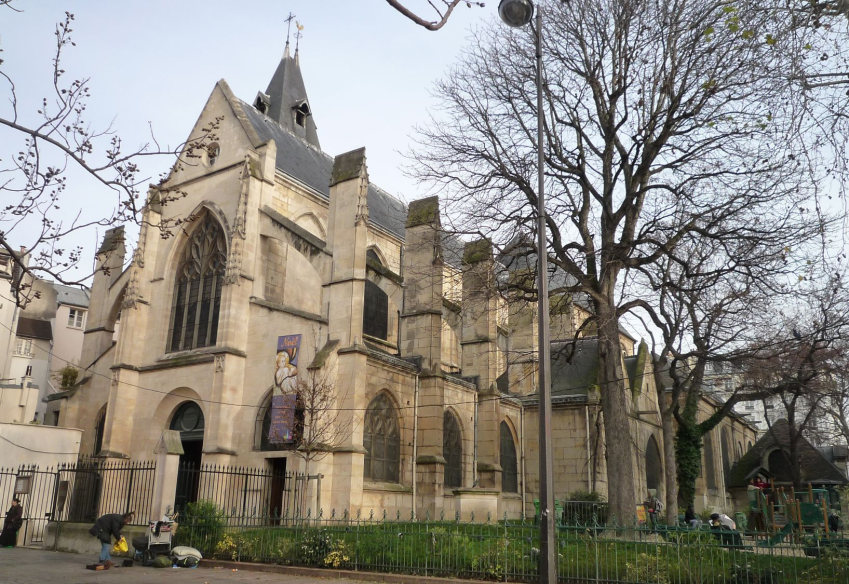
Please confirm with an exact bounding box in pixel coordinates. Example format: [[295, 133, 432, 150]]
[[270, 334, 301, 444]]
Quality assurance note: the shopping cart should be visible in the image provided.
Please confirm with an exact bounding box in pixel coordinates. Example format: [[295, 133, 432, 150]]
[[132, 520, 173, 566]]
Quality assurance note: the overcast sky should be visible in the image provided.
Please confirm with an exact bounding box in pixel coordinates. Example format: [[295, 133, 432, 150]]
[[1, 0, 493, 276]]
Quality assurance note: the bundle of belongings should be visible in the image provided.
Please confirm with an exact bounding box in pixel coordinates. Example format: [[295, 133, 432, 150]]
[[151, 546, 203, 568]]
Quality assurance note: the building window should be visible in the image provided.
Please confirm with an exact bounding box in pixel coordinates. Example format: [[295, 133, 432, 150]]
[[366, 248, 383, 266], [168, 214, 227, 353], [721, 428, 731, 486], [443, 410, 463, 489], [363, 393, 400, 483], [93, 405, 107, 456], [204, 143, 220, 166], [363, 280, 388, 340], [294, 103, 310, 127], [703, 431, 718, 490], [500, 421, 518, 493], [645, 435, 663, 493], [25, 365, 32, 377], [68, 309, 85, 329], [14, 338, 32, 356]]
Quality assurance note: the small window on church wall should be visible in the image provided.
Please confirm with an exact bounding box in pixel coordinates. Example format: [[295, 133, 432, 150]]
[[366, 248, 383, 266], [500, 421, 518, 493], [204, 143, 220, 166], [363, 280, 388, 340], [443, 410, 463, 489], [168, 214, 227, 353], [363, 393, 400, 483]]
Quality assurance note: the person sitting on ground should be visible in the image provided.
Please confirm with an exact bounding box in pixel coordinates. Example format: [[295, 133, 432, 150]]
[[684, 505, 701, 528], [0, 498, 23, 547], [89, 511, 134, 569]]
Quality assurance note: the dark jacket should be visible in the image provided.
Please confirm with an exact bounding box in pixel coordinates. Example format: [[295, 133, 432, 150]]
[[89, 514, 125, 544], [4, 505, 22, 530]]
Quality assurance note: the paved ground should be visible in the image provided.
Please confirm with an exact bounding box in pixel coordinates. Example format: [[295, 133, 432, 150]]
[[0, 547, 367, 584]]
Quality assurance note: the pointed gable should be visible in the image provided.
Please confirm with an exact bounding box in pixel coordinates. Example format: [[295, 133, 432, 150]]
[[260, 46, 320, 148]]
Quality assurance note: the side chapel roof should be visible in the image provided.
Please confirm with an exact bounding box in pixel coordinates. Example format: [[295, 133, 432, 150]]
[[726, 419, 848, 488]]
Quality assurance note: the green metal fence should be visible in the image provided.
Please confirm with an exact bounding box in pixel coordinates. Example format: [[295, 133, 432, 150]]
[[174, 507, 849, 583]]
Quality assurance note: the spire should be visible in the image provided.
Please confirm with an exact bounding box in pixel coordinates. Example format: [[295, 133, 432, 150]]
[[256, 17, 319, 148]]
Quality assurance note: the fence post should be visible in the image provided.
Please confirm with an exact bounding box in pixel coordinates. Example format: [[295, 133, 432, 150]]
[[151, 430, 183, 521]]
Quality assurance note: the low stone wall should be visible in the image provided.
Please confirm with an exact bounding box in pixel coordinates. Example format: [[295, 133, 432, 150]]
[[41, 522, 150, 557]]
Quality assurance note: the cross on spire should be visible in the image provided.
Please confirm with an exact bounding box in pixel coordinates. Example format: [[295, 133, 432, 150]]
[[284, 12, 296, 48]]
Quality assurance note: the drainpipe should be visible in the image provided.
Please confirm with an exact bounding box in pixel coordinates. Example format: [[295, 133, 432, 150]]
[[412, 372, 419, 519], [473, 391, 479, 487], [585, 405, 592, 491], [520, 406, 527, 517]]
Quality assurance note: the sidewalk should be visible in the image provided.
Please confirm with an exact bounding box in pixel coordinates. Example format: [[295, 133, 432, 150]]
[[0, 547, 369, 584]]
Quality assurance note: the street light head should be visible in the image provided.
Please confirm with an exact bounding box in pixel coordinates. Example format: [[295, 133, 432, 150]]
[[498, 0, 534, 28]]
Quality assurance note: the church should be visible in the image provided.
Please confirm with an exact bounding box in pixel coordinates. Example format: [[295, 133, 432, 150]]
[[46, 43, 757, 520]]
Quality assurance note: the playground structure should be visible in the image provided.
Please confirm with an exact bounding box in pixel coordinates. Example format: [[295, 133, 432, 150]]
[[748, 481, 841, 545]]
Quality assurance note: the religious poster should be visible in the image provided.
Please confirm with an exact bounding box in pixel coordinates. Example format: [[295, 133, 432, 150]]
[[270, 334, 301, 443]]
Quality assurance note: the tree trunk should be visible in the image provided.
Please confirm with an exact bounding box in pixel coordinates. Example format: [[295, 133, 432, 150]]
[[596, 304, 636, 525], [660, 405, 679, 525]]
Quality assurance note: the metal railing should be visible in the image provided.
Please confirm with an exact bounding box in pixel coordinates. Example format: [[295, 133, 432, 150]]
[[175, 463, 316, 522], [175, 509, 849, 583], [55, 457, 156, 525]]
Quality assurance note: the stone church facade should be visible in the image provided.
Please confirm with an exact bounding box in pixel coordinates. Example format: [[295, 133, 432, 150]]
[[47, 46, 757, 520]]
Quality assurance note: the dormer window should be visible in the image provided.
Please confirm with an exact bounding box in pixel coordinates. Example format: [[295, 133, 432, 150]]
[[293, 101, 311, 127], [254, 92, 270, 115]]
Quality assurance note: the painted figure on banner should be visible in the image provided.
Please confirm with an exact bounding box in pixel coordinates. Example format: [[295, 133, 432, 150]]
[[270, 334, 301, 443]]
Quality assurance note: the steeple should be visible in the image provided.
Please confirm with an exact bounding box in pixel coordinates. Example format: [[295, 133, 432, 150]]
[[254, 41, 320, 148]]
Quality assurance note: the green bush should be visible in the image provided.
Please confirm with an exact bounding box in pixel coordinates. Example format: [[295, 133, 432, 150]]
[[177, 500, 225, 553], [299, 528, 332, 564]]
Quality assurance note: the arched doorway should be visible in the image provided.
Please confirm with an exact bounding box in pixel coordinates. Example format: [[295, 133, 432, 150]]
[[171, 401, 204, 512], [645, 435, 663, 495]]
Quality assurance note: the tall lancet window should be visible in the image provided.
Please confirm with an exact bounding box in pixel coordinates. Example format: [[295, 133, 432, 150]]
[[168, 214, 227, 352]]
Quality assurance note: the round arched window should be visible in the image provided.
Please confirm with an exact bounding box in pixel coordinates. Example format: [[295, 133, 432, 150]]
[[170, 402, 205, 440]]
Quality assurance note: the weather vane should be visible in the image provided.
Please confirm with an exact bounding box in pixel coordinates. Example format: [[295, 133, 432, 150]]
[[285, 12, 296, 46], [295, 20, 304, 52]]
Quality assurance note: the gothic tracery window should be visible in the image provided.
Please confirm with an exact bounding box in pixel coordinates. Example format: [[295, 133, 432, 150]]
[[168, 215, 227, 352], [363, 393, 400, 483], [443, 410, 463, 489], [500, 421, 518, 493]]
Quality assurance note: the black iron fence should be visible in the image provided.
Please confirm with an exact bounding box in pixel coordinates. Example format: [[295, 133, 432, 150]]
[[175, 463, 316, 522], [0, 457, 156, 541], [55, 457, 156, 525]]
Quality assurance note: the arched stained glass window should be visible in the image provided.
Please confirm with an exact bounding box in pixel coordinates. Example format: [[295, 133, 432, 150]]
[[704, 431, 718, 490], [363, 393, 400, 483], [168, 214, 227, 352], [645, 435, 663, 492], [721, 428, 731, 486], [363, 280, 388, 340], [500, 421, 518, 493], [443, 410, 463, 489]]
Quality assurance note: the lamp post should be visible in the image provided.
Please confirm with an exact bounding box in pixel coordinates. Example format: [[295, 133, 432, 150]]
[[498, 2, 556, 583]]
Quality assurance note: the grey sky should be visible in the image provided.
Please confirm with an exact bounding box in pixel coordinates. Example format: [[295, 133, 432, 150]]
[[1, 0, 491, 277]]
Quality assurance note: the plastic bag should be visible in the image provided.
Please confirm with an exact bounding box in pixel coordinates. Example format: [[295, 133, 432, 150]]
[[113, 536, 128, 554]]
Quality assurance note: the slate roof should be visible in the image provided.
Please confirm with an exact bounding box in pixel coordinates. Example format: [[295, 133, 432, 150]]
[[239, 100, 407, 239], [263, 50, 320, 148], [53, 283, 90, 309], [16, 317, 52, 341], [726, 419, 849, 488], [550, 337, 599, 397]]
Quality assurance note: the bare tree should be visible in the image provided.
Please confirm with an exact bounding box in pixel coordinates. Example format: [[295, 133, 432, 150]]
[[0, 10, 219, 306], [408, 0, 848, 522], [385, 0, 485, 30], [740, 285, 849, 488]]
